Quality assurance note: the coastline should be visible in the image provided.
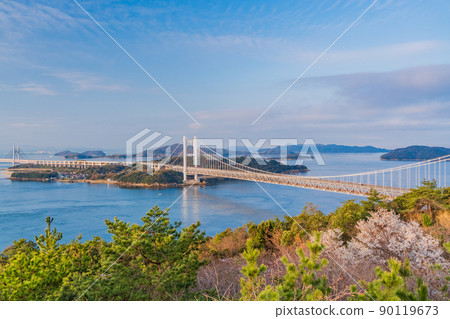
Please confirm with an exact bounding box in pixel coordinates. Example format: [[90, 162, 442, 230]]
[[9, 177, 203, 189], [380, 158, 429, 161]]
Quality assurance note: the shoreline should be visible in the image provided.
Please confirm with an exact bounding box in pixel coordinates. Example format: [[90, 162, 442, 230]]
[[380, 158, 433, 161], [9, 177, 205, 189]]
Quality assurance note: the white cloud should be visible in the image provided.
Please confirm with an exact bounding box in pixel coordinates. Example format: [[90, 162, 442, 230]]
[[49, 72, 128, 92], [323, 41, 444, 64], [0, 82, 56, 96], [18, 83, 57, 96], [307, 64, 450, 107], [9, 122, 45, 128], [0, 1, 82, 39]]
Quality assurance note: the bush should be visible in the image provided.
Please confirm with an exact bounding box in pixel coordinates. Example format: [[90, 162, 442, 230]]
[[247, 218, 284, 251], [240, 232, 331, 301], [329, 200, 368, 240], [422, 213, 433, 227], [206, 227, 248, 258], [350, 258, 429, 301], [281, 203, 329, 245]]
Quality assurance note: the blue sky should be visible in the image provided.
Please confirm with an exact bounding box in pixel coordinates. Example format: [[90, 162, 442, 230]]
[[1, 0, 449, 152]]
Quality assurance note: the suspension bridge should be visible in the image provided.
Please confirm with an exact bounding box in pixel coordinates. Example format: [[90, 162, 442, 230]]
[[162, 137, 449, 199], [1, 138, 449, 199]]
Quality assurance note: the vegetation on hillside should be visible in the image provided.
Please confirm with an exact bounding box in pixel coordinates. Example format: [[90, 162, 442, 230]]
[[11, 171, 58, 180], [0, 182, 449, 300], [234, 156, 308, 174], [117, 170, 183, 185], [10, 164, 183, 186]]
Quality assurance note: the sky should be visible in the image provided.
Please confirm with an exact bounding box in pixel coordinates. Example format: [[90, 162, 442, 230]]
[[1, 0, 450, 153]]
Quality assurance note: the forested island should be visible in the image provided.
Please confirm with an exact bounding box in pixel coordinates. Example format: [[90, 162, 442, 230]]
[[381, 145, 450, 161], [233, 156, 308, 173], [9, 164, 184, 188], [10, 171, 58, 182], [0, 183, 448, 301]]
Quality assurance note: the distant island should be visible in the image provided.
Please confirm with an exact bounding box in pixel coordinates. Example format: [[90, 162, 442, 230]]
[[53, 143, 390, 162], [315, 144, 390, 153], [234, 156, 308, 174], [380, 145, 450, 161], [55, 150, 106, 159], [259, 144, 390, 156]]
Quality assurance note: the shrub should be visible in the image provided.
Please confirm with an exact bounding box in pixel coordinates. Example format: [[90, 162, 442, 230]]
[[281, 203, 329, 245], [247, 218, 284, 251], [240, 232, 331, 301], [207, 227, 248, 258], [239, 240, 268, 300], [422, 213, 433, 227], [349, 258, 429, 301], [329, 200, 368, 240]]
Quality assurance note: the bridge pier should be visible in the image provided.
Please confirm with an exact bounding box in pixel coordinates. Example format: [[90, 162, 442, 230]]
[[12, 145, 15, 166], [193, 136, 199, 181], [183, 136, 188, 182], [182, 136, 201, 183]]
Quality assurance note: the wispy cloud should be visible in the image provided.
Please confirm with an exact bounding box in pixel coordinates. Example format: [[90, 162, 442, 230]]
[[0, 1, 83, 39], [49, 72, 128, 92], [0, 82, 57, 96], [8, 122, 46, 128], [310, 64, 450, 106], [320, 41, 445, 64], [17, 83, 57, 96]]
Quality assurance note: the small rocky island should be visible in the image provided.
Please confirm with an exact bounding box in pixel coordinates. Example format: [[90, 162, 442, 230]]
[[381, 145, 450, 161], [233, 156, 308, 174]]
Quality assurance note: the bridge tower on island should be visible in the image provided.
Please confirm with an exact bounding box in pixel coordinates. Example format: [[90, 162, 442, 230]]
[[182, 136, 200, 183], [12, 145, 20, 166]]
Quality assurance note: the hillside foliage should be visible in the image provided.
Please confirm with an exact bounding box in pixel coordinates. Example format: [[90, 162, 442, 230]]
[[1, 183, 449, 300]]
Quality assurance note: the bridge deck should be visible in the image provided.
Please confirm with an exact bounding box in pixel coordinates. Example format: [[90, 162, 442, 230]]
[[0, 158, 125, 167], [167, 165, 407, 199]]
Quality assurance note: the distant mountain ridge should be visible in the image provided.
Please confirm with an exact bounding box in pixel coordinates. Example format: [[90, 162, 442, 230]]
[[259, 144, 390, 155], [54, 150, 106, 159], [54, 144, 390, 161], [381, 146, 450, 161]]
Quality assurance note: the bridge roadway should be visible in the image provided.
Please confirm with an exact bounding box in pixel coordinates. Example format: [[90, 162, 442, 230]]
[[0, 158, 126, 168], [166, 165, 407, 199]]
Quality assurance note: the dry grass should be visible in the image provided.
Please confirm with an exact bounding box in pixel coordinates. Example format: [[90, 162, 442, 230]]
[[203, 227, 248, 260], [197, 257, 244, 300]]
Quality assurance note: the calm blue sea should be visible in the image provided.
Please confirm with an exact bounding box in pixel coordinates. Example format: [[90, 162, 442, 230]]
[[0, 153, 448, 250]]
